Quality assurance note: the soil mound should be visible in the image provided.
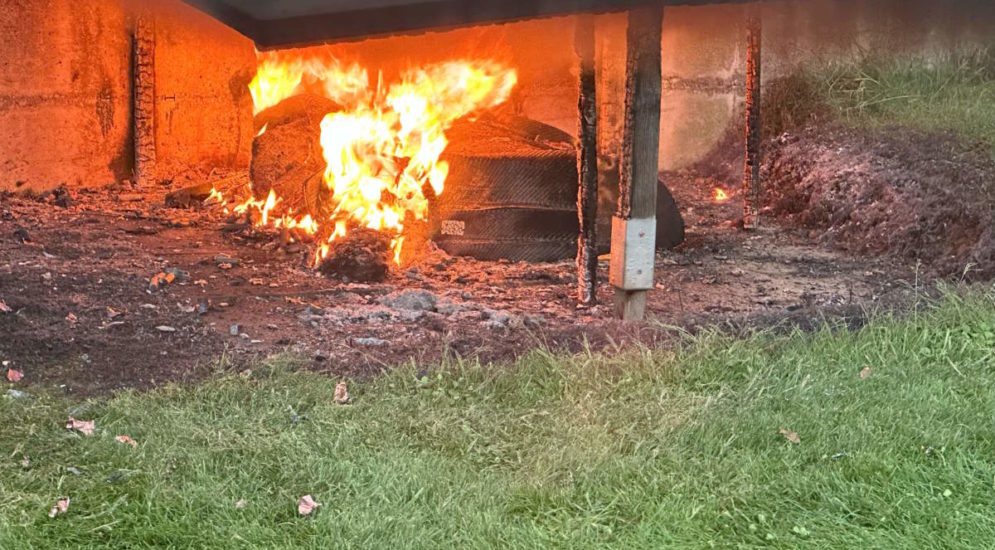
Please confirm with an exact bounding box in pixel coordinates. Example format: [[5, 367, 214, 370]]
[[763, 124, 995, 279]]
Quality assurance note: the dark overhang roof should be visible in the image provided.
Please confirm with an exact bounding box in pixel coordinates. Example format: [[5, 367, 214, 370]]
[[182, 0, 750, 49]]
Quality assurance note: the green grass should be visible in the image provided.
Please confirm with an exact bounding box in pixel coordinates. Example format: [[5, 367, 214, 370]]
[[812, 49, 995, 149], [2, 289, 995, 548]]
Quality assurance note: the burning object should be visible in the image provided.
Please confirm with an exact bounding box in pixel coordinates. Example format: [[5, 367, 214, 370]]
[[241, 50, 518, 267]]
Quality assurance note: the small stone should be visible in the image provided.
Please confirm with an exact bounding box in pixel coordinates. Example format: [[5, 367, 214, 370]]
[[398, 310, 425, 323], [6, 389, 31, 400], [229, 324, 240, 336], [377, 290, 438, 312], [155, 325, 177, 333], [524, 315, 544, 328], [435, 299, 468, 315], [13, 227, 30, 244], [353, 337, 389, 347], [483, 309, 511, 325]]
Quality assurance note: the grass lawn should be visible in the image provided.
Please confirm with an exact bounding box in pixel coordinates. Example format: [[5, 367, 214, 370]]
[[2, 289, 994, 548]]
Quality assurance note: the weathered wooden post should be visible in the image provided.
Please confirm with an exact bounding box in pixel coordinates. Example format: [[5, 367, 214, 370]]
[[610, 6, 663, 321], [133, 15, 157, 187], [743, 11, 762, 229], [576, 15, 599, 305]]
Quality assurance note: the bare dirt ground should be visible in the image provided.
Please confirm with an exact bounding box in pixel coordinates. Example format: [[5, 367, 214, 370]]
[[764, 124, 995, 279], [0, 170, 921, 396]]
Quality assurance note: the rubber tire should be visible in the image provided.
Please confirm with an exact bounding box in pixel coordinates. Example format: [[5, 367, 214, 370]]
[[435, 207, 579, 263], [438, 149, 578, 212], [596, 179, 686, 253]]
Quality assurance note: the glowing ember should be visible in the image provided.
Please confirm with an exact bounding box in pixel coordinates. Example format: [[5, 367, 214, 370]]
[[241, 50, 517, 265], [713, 188, 730, 202]]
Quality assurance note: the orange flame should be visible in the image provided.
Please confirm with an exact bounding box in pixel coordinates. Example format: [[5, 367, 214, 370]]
[[713, 188, 730, 202], [243, 52, 517, 265], [249, 50, 370, 115]]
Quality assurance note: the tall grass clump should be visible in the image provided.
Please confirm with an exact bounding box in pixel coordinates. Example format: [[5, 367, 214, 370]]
[[813, 47, 995, 147]]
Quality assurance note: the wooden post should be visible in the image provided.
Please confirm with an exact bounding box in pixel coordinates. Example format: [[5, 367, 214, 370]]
[[610, 6, 662, 321], [743, 11, 762, 229], [576, 15, 599, 305], [134, 16, 157, 187]]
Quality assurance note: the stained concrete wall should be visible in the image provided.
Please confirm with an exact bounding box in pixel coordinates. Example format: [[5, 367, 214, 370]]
[[2, 0, 990, 192], [151, 1, 255, 182], [654, 0, 995, 172], [0, 0, 254, 192], [0, 0, 131, 191], [298, 0, 995, 176]]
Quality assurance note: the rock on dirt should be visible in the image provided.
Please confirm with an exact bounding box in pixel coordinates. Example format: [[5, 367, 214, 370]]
[[353, 337, 389, 347], [763, 124, 995, 279], [377, 289, 439, 312]]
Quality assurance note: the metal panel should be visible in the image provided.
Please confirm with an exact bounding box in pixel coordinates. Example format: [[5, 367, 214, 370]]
[[182, 0, 749, 49]]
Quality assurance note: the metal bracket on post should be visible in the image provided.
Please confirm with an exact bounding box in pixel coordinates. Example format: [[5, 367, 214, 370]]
[[610, 216, 656, 290]]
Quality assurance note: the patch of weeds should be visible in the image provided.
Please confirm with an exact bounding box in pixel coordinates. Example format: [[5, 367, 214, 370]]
[[775, 48, 995, 154]]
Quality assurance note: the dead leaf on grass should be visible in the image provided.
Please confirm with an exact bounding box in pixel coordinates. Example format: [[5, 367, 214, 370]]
[[115, 435, 138, 448], [0, 299, 10, 313], [65, 312, 78, 325], [48, 498, 70, 518], [860, 366, 872, 379], [334, 381, 349, 405], [235, 499, 247, 509], [20, 455, 30, 469], [66, 417, 95, 436], [779, 428, 800, 444], [297, 495, 321, 516], [7, 368, 24, 383]]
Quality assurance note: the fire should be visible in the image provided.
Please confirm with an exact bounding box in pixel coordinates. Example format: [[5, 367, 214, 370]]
[[713, 188, 730, 202], [242, 51, 517, 265], [249, 50, 370, 115]]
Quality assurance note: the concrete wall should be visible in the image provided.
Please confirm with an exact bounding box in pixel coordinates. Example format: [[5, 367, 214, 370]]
[[2, 0, 991, 192], [654, 0, 995, 172], [151, 1, 255, 182], [0, 0, 131, 191], [0, 0, 254, 192], [302, 0, 995, 175]]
